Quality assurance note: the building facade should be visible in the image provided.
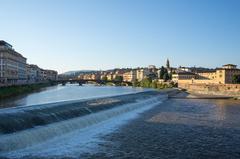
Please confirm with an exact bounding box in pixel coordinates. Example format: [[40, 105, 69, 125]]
[[173, 64, 240, 85], [123, 70, 137, 82], [136, 68, 150, 81], [45, 70, 58, 81], [0, 41, 27, 84], [26, 64, 41, 83], [172, 72, 196, 83]]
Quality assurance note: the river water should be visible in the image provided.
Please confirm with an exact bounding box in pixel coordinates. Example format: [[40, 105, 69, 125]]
[[0, 85, 240, 159], [0, 84, 144, 108]]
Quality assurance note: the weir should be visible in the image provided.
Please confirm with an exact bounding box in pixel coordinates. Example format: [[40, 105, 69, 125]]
[[0, 91, 167, 154]]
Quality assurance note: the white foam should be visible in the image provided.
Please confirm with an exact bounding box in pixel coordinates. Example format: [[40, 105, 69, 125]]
[[0, 95, 166, 158]]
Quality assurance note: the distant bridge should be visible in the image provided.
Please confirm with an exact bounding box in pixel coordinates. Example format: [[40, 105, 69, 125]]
[[57, 79, 132, 86]]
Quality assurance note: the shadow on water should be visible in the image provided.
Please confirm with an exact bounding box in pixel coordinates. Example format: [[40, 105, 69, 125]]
[[0, 85, 58, 108]]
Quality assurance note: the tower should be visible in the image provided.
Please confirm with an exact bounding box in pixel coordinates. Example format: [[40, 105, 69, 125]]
[[166, 59, 170, 69]]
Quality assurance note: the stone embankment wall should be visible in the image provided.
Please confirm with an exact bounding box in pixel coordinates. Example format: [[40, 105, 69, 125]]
[[178, 83, 240, 97]]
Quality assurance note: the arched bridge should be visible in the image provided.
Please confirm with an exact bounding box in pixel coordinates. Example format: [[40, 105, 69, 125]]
[[57, 79, 132, 86]]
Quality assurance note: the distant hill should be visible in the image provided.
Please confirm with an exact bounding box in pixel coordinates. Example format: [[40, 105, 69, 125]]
[[61, 70, 97, 76]]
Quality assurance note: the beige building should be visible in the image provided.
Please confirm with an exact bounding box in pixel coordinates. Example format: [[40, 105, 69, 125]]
[[172, 72, 196, 83], [78, 73, 100, 80], [112, 70, 124, 80], [173, 64, 240, 85], [215, 65, 240, 84], [196, 64, 240, 84], [106, 73, 114, 81], [136, 68, 150, 81], [123, 70, 137, 82], [0, 41, 27, 84], [100, 75, 106, 80], [91, 74, 100, 80]]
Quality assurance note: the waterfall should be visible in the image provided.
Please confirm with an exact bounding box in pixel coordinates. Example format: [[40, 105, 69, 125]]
[[0, 93, 167, 155]]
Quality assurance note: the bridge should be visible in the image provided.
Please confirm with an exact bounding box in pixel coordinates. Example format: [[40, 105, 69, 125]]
[[57, 79, 132, 86]]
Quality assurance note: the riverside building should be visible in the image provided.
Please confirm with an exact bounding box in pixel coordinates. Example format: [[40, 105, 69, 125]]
[[173, 64, 240, 85], [123, 70, 137, 82], [0, 40, 27, 85], [26, 64, 41, 83], [136, 68, 150, 81]]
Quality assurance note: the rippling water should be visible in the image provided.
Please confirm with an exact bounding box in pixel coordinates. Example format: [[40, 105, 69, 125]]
[[83, 99, 240, 159], [1, 86, 240, 159], [0, 84, 144, 108]]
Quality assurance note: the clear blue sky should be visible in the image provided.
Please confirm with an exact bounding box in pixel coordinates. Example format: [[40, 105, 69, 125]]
[[1, 0, 240, 73]]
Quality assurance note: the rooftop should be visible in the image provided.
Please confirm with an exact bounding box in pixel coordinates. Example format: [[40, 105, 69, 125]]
[[0, 40, 13, 48], [196, 70, 216, 73], [223, 64, 237, 67], [175, 72, 196, 75]]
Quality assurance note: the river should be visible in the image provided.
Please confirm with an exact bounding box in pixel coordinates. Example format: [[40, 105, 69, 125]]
[[0, 84, 145, 108], [0, 85, 240, 159]]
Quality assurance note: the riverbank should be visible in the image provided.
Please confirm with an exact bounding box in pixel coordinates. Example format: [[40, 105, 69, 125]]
[[0, 82, 57, 100], [168, 90, 237, 99], [178, 83, 240, 99]]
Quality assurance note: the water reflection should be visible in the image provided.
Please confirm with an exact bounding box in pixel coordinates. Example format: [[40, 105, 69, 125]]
[[0, 84, 144, 108], [147, 99, 240, 128]]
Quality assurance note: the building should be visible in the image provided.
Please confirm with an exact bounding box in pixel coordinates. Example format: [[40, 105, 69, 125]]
[[45, 70, 58, 81], [136, 68, 150, 81], [172, 72, 196, 83], [214, 64, 240, 84], [112, 70, 124, 80], [39, 69, 47, 81], [222, 64, 237, 69], [26, 64, 41, 83], [123, 70, 137, 82], [177, 66, 192, 73], [173, 64, 240, 85], [91, 73, 101, 80], [100, 74, 107, 80], [148, 65, 157, 73], [106, 73, 114, 81], [78, 74, 84, 80], [0, 40, 27, 84]]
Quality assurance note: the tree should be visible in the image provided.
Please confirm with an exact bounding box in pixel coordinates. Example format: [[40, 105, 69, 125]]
[[133, 79, 140, 87], [163, 72, 169, 81], [114, 76, 123, 82], [160, 66, 165, 79], [232, 75, 240, 84], [140, 78, 152, 88], [151, 80, 158, 89], [102, 76, 107, 81], [169, 73, 172, 80], [166, 59, 170, 69]]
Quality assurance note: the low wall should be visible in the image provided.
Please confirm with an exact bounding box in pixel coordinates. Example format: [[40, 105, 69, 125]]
[[178, 83, 240, 97]]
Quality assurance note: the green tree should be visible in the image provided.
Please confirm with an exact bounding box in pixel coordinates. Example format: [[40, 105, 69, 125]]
[[151, 80, 158, 89], [140, 78, 152, 88], [133, 79, 140, 87], [169, 73, 172, 80], [102, 76, 107, 81], [114, 76, 123, 82], [157, 83, 164, 89], [163, 68, 170, 81], [160, 66, 165, 79], [233, 75, 240, 84], [166, 59, 170, 69]]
